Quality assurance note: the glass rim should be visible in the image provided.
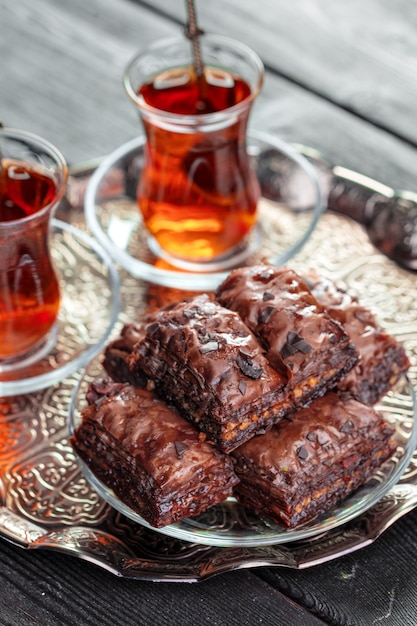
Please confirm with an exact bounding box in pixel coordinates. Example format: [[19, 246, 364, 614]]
[[123, 33, 265, 123], [0, 127, 68, 228]]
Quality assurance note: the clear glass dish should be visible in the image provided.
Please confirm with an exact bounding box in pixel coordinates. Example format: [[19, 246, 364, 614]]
[[0, 219, 120, 396], [69, 355, 417, 548], [84, 131, 324, 290]]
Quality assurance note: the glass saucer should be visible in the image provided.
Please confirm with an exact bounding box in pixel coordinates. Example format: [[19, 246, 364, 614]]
[[84, 131, 324, 290], [0, 219, 120, 397], [69, 357, 417, 548]]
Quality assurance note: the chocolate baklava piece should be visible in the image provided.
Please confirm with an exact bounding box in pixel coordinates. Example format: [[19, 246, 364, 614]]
[[103, 323, 147, 386], [303, 269, 410, 405], [128, 294, 290, 452], [232, 391, 397, 529], [71, 378, 239, 528], [216, 264, 358, 407]]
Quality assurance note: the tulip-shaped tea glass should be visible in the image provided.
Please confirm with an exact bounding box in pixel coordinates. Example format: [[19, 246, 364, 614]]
[[0, 128, 68, 366], [124, 33, 264, 270]]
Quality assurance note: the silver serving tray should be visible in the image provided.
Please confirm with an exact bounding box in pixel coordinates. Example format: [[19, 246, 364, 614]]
[[0, 150, 416, 583]]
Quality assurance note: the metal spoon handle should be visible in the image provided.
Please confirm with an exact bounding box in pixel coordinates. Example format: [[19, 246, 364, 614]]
[[184, 0, 204, 78]]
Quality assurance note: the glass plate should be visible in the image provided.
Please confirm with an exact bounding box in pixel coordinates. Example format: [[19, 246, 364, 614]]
[[0, 219, 120, 396], [84, 131, 324, 290], [69, 354, 417, 548]]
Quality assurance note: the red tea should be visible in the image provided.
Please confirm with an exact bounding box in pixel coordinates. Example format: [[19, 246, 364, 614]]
[[0, 160, 61, 360], [137, 65, 260, 263], [0, 160, 57, 222], [139, 66, 252, 115]]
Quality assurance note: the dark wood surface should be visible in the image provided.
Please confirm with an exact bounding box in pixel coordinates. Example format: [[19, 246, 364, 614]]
[[1, 1, 417, 624]]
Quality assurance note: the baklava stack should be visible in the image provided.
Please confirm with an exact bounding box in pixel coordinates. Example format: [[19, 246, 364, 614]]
[[231, 392, 397, 528], [215, 265, 359, 406], [74, 378, 239, 527], [127, 294, 290, 452], [303, 269, 410, 405], [71, 264, 407, 530]]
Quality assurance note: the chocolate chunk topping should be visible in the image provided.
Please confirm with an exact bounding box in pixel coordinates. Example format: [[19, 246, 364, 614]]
[[183, 305, 203, 319], [146, 322, 159, 335], [259, 305, 275, 324], [280, 331, 313, 359], [340, 419, 355, 433], [236, 351, 263, 380], [173, 441, 189, 459], [262, 291, 275, 301], [238, 380, 247, 395], [86, 379, 126, 405], [306, 431, 316, 442], [296, 445, 309, 460]]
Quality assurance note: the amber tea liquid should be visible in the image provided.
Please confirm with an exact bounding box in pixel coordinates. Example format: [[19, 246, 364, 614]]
[[137, 65, 260, 264], [0, 160, 61, 360]]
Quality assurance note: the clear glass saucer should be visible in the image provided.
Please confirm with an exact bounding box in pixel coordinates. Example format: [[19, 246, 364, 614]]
[[84, 131, 324, 290], [69, 357, 417, 548], [0, 219, 120, 397]]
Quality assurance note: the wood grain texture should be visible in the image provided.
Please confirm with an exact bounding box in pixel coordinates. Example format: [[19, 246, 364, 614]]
[[0, 0, 176, 162], [2, 0, 417, 195], [257, 507, 417, 626], [147, 0, 417, 145], [0, 539, 326, 626]]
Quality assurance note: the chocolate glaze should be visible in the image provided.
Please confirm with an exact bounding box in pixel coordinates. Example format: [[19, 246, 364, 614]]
[[304, 269, 410, 404], [128, 294, 290, 452], [233, 391, 397, 529], [216, 265, 358, 404], [72, 270, 405, 530], [71, 379, 239, 528], [103, 323, 147, 386]]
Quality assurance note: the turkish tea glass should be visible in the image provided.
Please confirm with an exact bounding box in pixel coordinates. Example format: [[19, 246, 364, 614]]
[[0, 128, 68, 365], [124, 33, 264, 270]]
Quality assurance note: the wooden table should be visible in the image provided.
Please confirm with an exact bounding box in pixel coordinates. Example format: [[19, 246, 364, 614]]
[[1, 1, 417, 624]]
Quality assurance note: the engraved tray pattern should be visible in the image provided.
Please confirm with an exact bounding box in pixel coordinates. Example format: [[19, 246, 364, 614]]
[[0, 163, 416, 583]]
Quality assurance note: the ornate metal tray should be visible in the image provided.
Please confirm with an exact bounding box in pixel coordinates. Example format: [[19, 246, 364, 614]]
[[0, 147, 416, 582]]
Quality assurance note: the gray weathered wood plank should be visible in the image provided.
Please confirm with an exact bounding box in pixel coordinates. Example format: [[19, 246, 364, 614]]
[[147, 0, 417, 146]]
